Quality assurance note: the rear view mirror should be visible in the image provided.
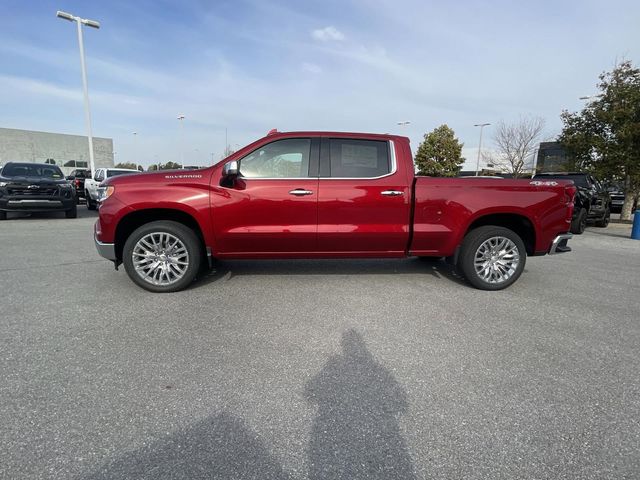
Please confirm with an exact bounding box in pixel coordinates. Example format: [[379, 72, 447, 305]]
[[222, 160, 239, 178]]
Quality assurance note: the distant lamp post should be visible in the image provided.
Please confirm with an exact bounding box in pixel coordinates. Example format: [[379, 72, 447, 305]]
[[56, 10, 100, 177], [397, 121, 411, 128], [474, 123, 491, 176], [579, 94, 604, 101], [132, 132, 138, 170], [177, 114, 185, 169]]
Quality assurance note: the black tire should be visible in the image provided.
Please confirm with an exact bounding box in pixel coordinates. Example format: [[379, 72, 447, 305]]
[[0, 211, 6, 220], [595, 208, 610, 228], [458, 225, 527, 291], [65, 204, 77, 219], [123, 220, 202, 293], [86, 191, 96, 210], [570, 208, 587, 234]]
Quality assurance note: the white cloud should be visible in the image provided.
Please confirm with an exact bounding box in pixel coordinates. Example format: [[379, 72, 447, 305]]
[[311, 26, 345, 42], [301, 62, 322, 74]]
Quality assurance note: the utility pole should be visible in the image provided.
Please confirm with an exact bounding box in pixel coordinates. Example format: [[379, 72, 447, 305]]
[[177, 114, 185, 169], [474, 123, 491, 176]]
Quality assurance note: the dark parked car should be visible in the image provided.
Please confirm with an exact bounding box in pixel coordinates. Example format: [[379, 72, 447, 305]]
[[0, 162, 77, 220], [533, 172, 610, 234], [66, 169, 91, 202], [609, 190, 638, 214]]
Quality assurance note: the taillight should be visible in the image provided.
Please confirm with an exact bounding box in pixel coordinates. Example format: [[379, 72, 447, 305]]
[[75, 179, 81, 187], [564, 185, 577, 203]]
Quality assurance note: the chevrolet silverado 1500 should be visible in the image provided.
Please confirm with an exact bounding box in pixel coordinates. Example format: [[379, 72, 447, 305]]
[[94, 131, 576, 292]]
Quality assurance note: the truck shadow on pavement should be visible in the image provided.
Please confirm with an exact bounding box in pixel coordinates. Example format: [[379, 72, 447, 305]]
[[82, 330, 418, 480], [196, 257, 467, 289]]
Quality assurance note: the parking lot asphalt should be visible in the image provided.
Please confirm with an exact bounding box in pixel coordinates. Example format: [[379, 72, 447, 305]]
[[1, 209, 639, 479]]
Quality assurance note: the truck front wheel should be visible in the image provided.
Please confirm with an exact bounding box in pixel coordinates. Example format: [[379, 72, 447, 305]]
[[86, 191, 97, 210], [459, 226, 526, 291], [123, 220, 202, 293]]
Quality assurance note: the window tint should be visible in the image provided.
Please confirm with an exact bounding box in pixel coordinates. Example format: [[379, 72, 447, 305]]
[[107, 169, 138, 178], [329, 139, 390, 178], [239, 138, 311, 178], [1, 163, 64, 178]]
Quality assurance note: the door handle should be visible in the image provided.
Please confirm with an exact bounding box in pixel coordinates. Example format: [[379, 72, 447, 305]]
[[289, 189, 314, 196], [381, 190, 403, 196]]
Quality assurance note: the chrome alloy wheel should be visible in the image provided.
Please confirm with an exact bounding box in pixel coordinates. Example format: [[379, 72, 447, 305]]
[[473, 236, 520, 284], [132, 232, 190, 286]]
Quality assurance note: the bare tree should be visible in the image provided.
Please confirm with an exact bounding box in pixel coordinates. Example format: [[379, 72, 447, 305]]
[[487, 116, 546, 178]]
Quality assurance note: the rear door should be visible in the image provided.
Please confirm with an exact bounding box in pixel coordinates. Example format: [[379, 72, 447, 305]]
[[212, 137, 320, 255], [316, 137, 411, 255]]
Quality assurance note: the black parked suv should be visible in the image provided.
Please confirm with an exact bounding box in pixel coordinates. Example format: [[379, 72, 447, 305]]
[[66, 168, 91, 202], [0, 162, 77, 220], [533, 172, 611, 234]]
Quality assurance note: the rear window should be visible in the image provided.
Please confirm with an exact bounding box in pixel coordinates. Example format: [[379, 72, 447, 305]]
[[1, 163, 64, 179], [328, 139, 390, 178], [107, 169, 137, 178]]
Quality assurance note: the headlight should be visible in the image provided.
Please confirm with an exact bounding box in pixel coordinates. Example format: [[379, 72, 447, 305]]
[[0, 182, 7, 187], [98, 185, 115, 202]]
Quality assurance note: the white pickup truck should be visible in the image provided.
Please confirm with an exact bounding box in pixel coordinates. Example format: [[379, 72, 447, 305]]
[[84, 167, 140, 210]]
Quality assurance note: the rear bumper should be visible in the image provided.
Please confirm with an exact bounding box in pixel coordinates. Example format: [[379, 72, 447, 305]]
[[549, 233, 573, 254], [95, 234, 117, 261]]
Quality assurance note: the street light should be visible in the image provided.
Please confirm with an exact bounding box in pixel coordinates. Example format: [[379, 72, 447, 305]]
[[132, 132, 139, 170], [397, 121, 411, 127], [474, 123, 491, 176], [56, 10, 100, 177], [579, 94, 604, 100], [177, 114, 185, 169]]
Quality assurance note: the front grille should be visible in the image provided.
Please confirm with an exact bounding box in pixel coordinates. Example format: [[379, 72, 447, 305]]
[[7, 186, 59, 196]]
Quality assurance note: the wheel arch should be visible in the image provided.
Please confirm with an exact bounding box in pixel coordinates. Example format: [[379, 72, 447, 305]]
[[114, 208, 206, 262], [464, 212, 537, 255]]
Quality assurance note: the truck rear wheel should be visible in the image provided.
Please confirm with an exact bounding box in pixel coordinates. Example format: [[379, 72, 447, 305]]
[[123, 220, 202, 293], [570, 208, 587, 234], [459, 226, 526, 291]]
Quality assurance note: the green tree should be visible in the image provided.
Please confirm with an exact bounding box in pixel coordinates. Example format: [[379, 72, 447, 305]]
[[115, 162, 143, 171], [414, 125, 464, 176], [161, 161, 182, 170], [559, 61, 640, 220]]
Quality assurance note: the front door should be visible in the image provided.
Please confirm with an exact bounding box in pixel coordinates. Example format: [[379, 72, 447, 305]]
[[212, 137, 319, 256]]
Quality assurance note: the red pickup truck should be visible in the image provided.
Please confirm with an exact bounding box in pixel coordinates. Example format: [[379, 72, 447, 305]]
[[94, 130, 575, 292]]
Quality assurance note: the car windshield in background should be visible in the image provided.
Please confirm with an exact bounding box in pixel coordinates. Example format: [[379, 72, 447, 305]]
[[536, 174, 588, 188], [1, 163, 64, 179], [107, 170, 138, 178]]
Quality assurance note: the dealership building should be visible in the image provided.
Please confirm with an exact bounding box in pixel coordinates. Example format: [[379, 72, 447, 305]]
[[0, 127, 114, 175]]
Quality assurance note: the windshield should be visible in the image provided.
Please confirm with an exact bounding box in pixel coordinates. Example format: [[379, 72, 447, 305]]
[[1, 163, 64, 179], [535, 174, 589, 188], [107, 169, 138, 178]]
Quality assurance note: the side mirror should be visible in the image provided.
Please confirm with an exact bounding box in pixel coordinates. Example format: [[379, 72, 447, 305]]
[[222, 160, 239, 178]]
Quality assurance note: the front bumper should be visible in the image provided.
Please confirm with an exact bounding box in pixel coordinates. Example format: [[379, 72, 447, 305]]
[[0, 197, 74, 212], [549, 233, 573, 254], [95, 234, 117, 261]]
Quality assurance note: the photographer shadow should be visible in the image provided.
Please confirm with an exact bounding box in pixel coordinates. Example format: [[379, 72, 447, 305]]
[[83, 330, 416, 479]]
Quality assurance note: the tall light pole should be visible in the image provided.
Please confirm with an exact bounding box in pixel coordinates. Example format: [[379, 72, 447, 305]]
[[132, 131, 138, 170], [56, 10, 100, 177], [474, 123, 491, 176], [397, 121, 411, 130], [177, 114, 185, 169]]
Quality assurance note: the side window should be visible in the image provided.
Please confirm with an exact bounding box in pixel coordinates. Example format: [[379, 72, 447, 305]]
[[95, 170, 105, 182], [239, 138, 311, 178], [328, 139, 390, 178]]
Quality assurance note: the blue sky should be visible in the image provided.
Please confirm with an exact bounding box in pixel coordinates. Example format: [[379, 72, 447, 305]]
[[1, 0, 639, 169]]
